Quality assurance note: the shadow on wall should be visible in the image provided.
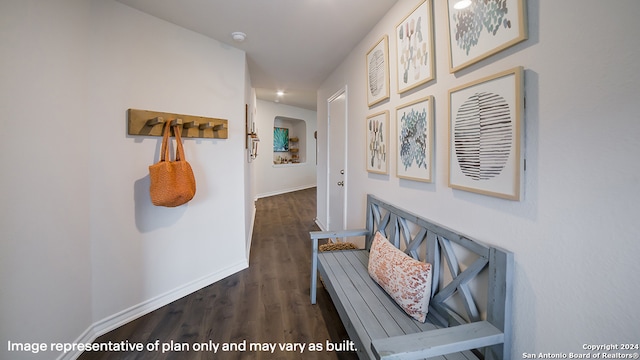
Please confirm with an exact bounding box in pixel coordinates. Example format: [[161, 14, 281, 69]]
[[512, 261, 536, 356], [134, 175, 187, 232]]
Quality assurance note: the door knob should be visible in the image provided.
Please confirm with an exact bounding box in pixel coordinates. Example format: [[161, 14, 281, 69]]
[[337, 181, 344, 186]]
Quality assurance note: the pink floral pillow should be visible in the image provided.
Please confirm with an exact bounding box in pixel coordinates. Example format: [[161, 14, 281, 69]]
[[368, 231, 432, 322]]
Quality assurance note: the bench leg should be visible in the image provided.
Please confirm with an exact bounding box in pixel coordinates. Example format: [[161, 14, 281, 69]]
[[310, 237, 319, 304]]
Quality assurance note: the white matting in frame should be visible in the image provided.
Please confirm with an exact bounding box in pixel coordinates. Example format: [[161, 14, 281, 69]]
[[396, 0, 435, 93], [366, 110, 390, 174], [447, 0, 527, 73], [448, 66, 524, 200], [366, 35, 390, 107], [396, 95, 434, 182]]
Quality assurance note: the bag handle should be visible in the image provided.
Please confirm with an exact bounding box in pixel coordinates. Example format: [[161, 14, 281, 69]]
[[173, 124, 186, 161], [159, 121, 171, 162], [158, 121, 188, 162]]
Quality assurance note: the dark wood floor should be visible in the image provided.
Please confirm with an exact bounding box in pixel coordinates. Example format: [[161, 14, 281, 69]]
[[79, 188, 357, 360]]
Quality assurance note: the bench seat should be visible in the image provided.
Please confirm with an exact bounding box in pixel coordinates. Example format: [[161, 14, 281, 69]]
[[311, 194, 513, 360], [318, 249, 503, 360]]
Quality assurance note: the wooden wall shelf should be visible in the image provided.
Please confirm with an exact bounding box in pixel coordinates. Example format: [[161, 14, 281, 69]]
[[127, 109, 228, 139]]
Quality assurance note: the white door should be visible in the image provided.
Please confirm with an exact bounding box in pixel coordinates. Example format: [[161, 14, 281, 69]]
[[327, 87, 347, 232]]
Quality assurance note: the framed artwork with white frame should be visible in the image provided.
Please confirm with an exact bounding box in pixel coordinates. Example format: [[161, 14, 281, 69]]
[[446, 0, 528, 73], [448, 66, 524, 200], [395, 0, 435, 94], [366, 110, 389, 174], [366, 35, 390, 107], [396, 95, 434, 182]]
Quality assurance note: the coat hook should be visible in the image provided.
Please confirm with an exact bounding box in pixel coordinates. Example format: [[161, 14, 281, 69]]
[[146, 117, 164, 126], [213, 123, 227, 131], [184, 121, 199, 128], [199, 122, 214, 130], [127, 109, 228, 139]]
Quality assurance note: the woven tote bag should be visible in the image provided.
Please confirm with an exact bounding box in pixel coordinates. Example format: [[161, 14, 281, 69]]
[[149, 122, 196, 207]]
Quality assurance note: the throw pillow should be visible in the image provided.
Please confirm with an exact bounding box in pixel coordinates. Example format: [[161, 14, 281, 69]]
[[368, 231, 432, 322]]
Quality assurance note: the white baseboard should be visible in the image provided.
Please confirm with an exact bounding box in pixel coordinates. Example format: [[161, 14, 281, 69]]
[[315, 218, 327, 231], [58, 260, 248, 360], [255, 184, 316, 199]]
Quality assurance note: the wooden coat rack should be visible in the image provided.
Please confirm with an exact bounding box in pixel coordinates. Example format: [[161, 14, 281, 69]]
[[127, 109, 228, 139]]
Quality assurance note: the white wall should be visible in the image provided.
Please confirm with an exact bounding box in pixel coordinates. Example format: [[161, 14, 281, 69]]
[[1, 1, 250, 359], [254, 99, 317, 198], [88, 0, 248, 325], [0, 2, 92, 359], [244, 78, 258, 258], [318, 0, 640, 356]]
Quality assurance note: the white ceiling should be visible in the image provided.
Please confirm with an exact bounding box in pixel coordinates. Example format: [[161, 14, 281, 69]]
[[116, 0, 399, 111]]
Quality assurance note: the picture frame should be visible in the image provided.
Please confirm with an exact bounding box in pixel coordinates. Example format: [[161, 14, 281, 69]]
[[448, 66, 524, 200], [245, 104, 248, 149], [396, 95, 434, 182], [395, 0, 435, 94], [273, 127, 289, 152], [446, 0, 528, 73], [366, 35, 390, 107], [366, 110, 390, 174]]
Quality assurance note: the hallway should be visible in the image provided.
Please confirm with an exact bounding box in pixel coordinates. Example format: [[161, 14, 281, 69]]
[[80, 188, 357, 359]]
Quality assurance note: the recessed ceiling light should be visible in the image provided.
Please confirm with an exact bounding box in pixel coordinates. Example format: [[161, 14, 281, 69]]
[[454, 0, 472, 9], [276, 91, 284, 97]]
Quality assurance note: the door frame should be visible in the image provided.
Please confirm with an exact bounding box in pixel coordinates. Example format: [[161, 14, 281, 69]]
[[326, 86, 348, 232]]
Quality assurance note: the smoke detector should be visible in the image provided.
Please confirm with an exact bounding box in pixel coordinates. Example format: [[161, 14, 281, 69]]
[[231, 32, 247, 42]]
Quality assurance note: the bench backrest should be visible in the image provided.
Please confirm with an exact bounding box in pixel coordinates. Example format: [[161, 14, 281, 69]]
[[363, 194, 514, 360]]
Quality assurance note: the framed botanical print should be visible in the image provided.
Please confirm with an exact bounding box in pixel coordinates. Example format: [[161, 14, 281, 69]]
[[273, 127, 289, 152], [396, 96, 434, 182], [448, 67, 524, 200], [366, 35, 390, 107], [396, 0, 435, 94], [447, 0, 528, 72], [366, 111, 389, 174]]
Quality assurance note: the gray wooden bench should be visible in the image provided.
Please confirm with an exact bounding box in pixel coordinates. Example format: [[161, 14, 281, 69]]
[[310, 194, 513, 360]]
